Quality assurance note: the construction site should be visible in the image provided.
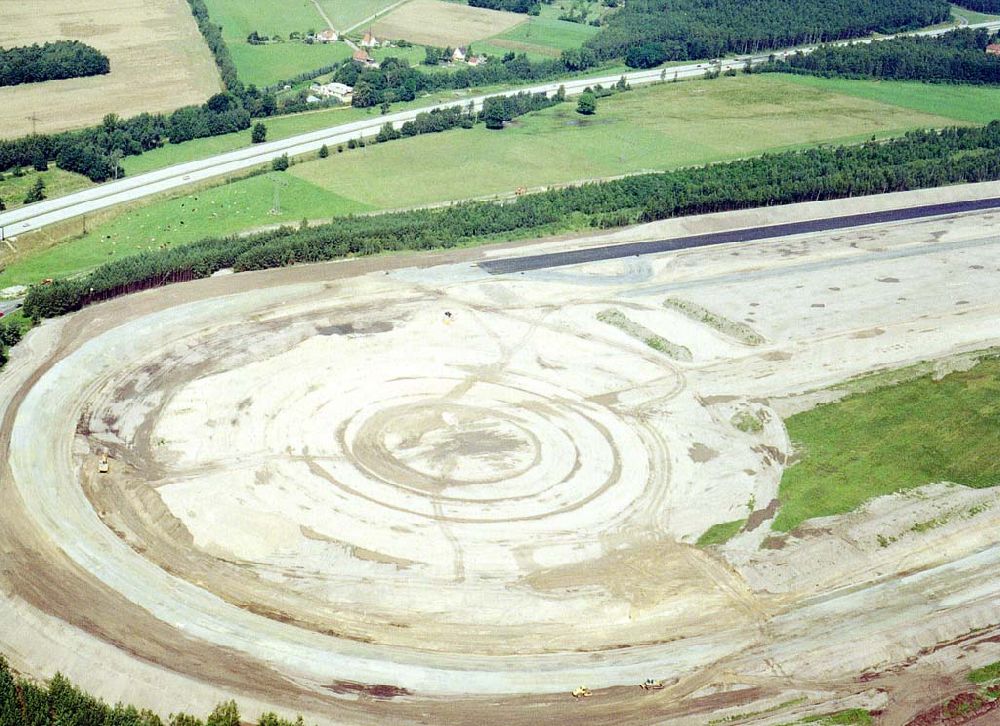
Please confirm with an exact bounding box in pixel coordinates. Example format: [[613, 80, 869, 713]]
[[1, 184, 999, 725]]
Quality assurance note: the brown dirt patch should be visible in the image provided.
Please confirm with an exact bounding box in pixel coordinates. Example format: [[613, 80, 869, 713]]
[[372, 0, 525, 47]]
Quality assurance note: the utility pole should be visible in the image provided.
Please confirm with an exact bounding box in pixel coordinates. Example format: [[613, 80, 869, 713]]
[[269, 174, 288, 215], [25, 113, 40, 135]]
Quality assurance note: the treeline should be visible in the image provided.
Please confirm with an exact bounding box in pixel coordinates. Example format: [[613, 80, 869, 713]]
[[183, 0, 239, 93], [953, 0, 1000, 11], [0, 656, 305, 726], [586, 0, 952, 67], [23, 122, 1000, 319], [336, 51, 597, 108], [374, 88, 560, 141], [763, 28, 1000, 84], [0, 40, 109, 87], [0, 92, 253, 181], [469, 0, 541, 14]]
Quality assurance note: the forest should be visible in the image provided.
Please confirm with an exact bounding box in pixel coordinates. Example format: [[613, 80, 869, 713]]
[[0, 41, 109, 87], [23, 122, 1000, 319], [953, 0, 1000, 11], [586, 0, 952, 67], [468, 0, 541, 14], [762, 29, 1000, 84], [0, 655, 303, 726]]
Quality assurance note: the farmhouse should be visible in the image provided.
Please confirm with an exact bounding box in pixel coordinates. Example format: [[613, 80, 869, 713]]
[[316, 29, 338, 43], [352, 49, 379, 68], [452, 46, 467, 62], [987, 43, 1000, 56], [310, 81, 353, 103], [361, 31, 380, 48]]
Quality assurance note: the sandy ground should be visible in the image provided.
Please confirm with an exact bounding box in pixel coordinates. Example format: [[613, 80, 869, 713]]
[[0, 0, 221, 138], [1, 185, 999, 724]]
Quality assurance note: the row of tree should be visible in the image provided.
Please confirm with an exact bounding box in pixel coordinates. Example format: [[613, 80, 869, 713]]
[[586, 0, 953, 67], [0, 93, 252, 181], [762, 28, 1000, 84], [469, 0, 541, 13], [0, 656, 305, 726], [0, 40, 109, 87], [23, 121, 1000, 320], [336, 51, 598, 109]]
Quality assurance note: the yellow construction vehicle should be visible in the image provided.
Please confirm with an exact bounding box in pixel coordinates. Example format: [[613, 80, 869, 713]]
[[98, 452, 109, 474], [571, 686, 592, 699], [640, 679, 665, 691]]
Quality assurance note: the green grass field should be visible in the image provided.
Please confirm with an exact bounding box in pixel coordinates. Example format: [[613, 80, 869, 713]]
[[0, 174, 369, 285], [780, 74, 1000, 124], [478, 4, 599, 59], [950, 2, 1000, 25], [289, 74, 974, 208], [773, 356, 1000, 532], [202, 0, 351, 85], [7, 73, 1000, 287], [0, 168, 92, 213], [228, 41, 354, 87]]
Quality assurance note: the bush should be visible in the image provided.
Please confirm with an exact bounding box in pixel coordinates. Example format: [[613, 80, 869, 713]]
[[22, 177, 45, 204], [271, 153, 289, 171], [251, 122, 267, 143], [576, 91, 596, 115]]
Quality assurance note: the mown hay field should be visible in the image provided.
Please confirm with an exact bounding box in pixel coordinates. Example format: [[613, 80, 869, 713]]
[[372, 0, 526, 47], [0, 0, 221, 138]]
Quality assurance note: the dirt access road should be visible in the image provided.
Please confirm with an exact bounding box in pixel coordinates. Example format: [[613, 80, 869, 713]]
[[1, 184, 999, 724]]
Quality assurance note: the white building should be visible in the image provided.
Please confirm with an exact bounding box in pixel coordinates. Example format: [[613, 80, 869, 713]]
[[309, 82, 354, 103]]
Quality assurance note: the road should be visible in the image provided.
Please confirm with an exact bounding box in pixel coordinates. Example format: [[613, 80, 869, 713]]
[[480, 196, 1000, 273], [1, 20, 997, 241]]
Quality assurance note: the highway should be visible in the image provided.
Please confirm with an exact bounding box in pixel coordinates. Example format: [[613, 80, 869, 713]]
[[1, 20, 997, 240]]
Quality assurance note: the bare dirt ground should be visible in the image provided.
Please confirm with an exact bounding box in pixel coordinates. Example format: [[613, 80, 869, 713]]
[[1, 185, 999, 724], [0, 0, 221, 138], [371, 0, 525, 47]]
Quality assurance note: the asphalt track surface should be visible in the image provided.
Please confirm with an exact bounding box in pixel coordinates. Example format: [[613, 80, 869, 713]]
[[479, 197, 1000, 274], [1, 21, 997, 240]]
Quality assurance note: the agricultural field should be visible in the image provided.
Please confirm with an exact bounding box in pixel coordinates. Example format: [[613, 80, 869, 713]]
[[6, 72, 1000, 287], [477, 2, 601, 59], [202, 0, 352, 86], [0, 0, 221, 138], [318, 0, 404, 33], [371, 0, 526, 47]]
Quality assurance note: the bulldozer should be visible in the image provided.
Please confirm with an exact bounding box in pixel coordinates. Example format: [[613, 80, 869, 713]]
[[98, 452, 109, 474], [571, 686, 592, 699], [639, 679, 665, 691]]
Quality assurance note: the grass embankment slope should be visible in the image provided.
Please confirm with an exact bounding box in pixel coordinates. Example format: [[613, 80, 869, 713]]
[[5, 73, 1000, 287], [774, 356, 1000, 532]]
